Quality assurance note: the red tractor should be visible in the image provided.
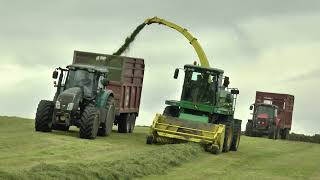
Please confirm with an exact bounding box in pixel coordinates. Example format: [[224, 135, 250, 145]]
[[245, 91, 294, 140]]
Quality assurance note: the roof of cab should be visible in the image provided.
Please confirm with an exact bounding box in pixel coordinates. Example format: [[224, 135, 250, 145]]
[[184, 64, 224, 74]]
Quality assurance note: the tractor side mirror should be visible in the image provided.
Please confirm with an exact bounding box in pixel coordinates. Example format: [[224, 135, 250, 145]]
[[249, 105, 254, 110], [223, 76, 230, 87], [101, 78, 109, 86], [231, 89, 239, 95], [52, 70, 58, 79], [174, 69, 179, 79]]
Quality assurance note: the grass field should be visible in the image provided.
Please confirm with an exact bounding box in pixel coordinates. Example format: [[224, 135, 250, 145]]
[[0, 116, 319, 180]]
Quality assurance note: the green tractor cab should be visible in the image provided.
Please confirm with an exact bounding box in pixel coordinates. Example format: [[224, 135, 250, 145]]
[[35, 63, 115, 139], [147, 64, 241, 154]]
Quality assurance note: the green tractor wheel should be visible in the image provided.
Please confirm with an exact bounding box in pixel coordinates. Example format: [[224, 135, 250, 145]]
[[35, 100, 54, 132], [79, 106, 100, 139], [221, 117, 234, 152], [98, 96, 115, 136]]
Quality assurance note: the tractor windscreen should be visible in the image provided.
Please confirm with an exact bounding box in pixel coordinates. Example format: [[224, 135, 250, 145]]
[[181, 70, 217, 104], [256, 105, 275, 118], [65, 69, 96, 98]]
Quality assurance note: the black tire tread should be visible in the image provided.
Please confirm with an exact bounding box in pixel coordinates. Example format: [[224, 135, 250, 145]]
[[79, 106, 99, 139], [35, 100, 54, 132]]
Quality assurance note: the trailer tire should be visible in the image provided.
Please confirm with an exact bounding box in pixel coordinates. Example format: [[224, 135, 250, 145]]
[[163, 106, 179, 117], [35, 100, 54, 132], [118, 114, 130, 133], [79, 106, 100, 139], [280, 128, 290, 140], [129, 114, 136, 133]]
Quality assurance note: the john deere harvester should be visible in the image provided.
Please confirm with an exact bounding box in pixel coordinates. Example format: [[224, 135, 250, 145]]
[[144, 17, 242, 154]]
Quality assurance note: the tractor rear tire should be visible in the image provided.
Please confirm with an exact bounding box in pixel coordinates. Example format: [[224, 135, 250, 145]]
[[163, 106, 179, 117], [98, 96, 115, 137], [79, 106, 100, 139], [245, 120, 253, 136], [52, 124, 69, 131], [129, 114, 136, 133], [118, 113, 130, 133], [35, 100, 54, 132]]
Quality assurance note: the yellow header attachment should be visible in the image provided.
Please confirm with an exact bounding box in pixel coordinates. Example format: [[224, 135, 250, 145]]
[[144, 16, 210, 68]]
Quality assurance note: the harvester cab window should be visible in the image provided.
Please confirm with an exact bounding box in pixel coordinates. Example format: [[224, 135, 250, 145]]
[[182, 70, 217, 105]]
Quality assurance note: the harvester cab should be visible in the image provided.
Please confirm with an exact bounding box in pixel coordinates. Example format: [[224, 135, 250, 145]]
[[35, 63, 116, 139], [147, 64, 242, 154]]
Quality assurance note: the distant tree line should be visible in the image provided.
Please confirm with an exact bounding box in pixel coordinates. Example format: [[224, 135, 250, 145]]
[[288, 133, 320, 144]]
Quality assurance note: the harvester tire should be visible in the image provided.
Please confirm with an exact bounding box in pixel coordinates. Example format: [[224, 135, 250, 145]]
[[52, 124, 69, 131], [245, 120, 253, 136], [79, 106, 100, 139], [146, 135, 154, 144], [98, 96, 115, 136], [163, 106, 179, 117], [129, 114, 136, 133], [118, 114, 130, 133], [220, 117, 234, 152], [230, 128, 241, 151], [35, 100, 54, 132]]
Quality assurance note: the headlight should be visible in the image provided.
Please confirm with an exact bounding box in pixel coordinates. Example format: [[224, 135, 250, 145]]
[[55, 101, 60, 109], [67, 103, 74, 111]]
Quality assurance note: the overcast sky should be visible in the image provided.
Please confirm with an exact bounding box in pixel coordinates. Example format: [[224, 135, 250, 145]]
[[0, 0, 319, 135]]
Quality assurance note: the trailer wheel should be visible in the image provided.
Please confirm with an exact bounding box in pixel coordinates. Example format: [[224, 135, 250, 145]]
[[129, 114, 136, 133], [79, 106, 100, 139], [118, 114, 130, 133], [35, 100, 54, 132], [280, 128, 290, 140]]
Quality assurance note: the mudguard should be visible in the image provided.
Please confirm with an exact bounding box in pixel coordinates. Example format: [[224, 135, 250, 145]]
[[95, 89, 113, 108]]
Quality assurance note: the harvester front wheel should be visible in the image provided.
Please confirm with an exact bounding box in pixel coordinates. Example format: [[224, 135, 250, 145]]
[[221, 117, 234, 152], [35, 100, 54, 132], [79, 106, 100, 139], [163, 106, 179, 117], [146, 135, 154, 144]]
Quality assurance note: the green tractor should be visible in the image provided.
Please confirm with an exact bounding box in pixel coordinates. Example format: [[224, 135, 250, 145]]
[[147, 64, 241, 154], [35, 64, 115, 139]]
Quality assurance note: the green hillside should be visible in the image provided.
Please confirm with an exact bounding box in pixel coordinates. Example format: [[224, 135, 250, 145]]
[[0, 116, 319, 180]]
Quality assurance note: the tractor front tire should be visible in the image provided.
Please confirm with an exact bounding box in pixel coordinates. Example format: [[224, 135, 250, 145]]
[[79, 106, 100, 139], [245, 120, 253, 136], [35, 100, 54, 132], [146, 135, 154, 144], [268, 124, 276, 139]]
